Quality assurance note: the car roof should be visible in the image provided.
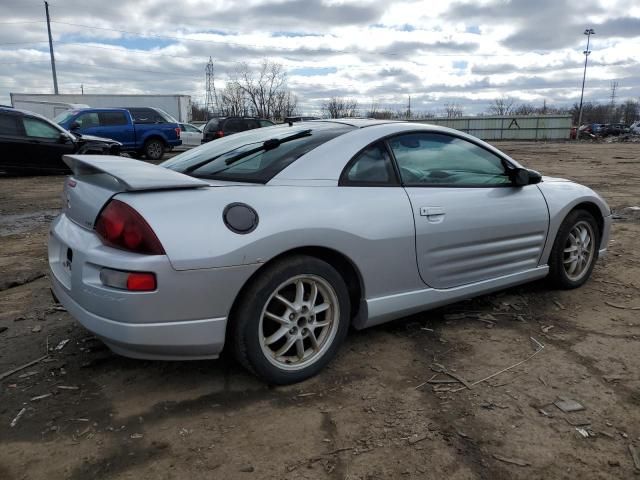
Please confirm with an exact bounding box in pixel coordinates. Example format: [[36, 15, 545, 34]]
[[290, 118, 401, 128], [270, 121, 522, 184], [71, 107, 130, 112], [0, 105, 58, 123]]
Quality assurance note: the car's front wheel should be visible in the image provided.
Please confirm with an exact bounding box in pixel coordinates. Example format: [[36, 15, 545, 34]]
[[232, 255, 350, 385], [548, 209, 600, 289]]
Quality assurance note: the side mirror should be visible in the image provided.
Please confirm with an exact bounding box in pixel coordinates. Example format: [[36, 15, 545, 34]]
[[70, 122, 80, 130], [58, 133, 71, 144], [510, 167, 542, 186]]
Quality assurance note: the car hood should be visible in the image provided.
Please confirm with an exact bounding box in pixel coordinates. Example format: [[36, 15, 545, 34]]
[[75, 134, 121, 145], [541, 176, 572, 183]]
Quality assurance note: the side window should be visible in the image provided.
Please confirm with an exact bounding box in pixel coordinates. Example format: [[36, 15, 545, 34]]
[[389, 133, 510, 186], [22, 117, 60, 139], [245, 119, 259, 130], [75, 112, 99, 128], [99, 111, 128, 126], [129, 109, 161, 123], [342, 142, 397, 185], [259, 120, 274, 128], [0, 114, 21, 136], [185, 124, 200, 132], [224, 118, 243, 133]]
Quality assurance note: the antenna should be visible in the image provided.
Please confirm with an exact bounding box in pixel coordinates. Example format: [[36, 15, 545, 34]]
[[205, 57, 219, 119]]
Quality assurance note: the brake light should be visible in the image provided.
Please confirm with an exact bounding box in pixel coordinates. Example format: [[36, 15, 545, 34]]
[[215, 130, 224, 138], [127, 272, 157, 291], [95, 200, 165, 255], [175, 127, 181, 139]]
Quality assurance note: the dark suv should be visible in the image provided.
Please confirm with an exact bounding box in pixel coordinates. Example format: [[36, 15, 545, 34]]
[[0, 106, 121, 174], [202, 117, 274, 143]]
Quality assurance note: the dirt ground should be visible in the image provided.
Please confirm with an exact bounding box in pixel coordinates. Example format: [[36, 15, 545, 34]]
[[1, 141, 639, 480]]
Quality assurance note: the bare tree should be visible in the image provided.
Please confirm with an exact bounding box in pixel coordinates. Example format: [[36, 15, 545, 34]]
[[487, 96, 515, 116], [443, 102, 464, 118], [322, 97, 359, 118], [233, 59, 290, 119], [272, 90, 299, 120], [218, 82, 250, 117], [514, 103, 536, 115]]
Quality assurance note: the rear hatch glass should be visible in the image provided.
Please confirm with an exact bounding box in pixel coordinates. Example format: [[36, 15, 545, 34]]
[[162, 123, 354, 184]]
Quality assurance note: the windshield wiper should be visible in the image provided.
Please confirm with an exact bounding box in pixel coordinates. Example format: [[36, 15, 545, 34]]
[[224, 129, 312, 166]]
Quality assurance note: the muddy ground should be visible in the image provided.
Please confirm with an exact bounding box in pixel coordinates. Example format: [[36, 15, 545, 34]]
[[0, 141, 639, 480]]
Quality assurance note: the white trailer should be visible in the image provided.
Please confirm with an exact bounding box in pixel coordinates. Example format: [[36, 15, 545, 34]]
[[10, 93, 192, 122], [11, 99, 90, 119]]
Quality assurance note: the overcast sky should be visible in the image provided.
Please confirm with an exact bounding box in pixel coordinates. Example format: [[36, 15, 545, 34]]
[[1, 0, 639, 115]]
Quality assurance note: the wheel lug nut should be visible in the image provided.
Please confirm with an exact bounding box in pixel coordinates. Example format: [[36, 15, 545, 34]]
[[289, 313, 295, 320]]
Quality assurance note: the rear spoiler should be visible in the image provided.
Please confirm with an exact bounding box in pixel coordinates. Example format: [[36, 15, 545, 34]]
[[63, 155, 207, 191]]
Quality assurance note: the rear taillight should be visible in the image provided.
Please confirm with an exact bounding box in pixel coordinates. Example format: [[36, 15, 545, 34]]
[[215, 130, 224, 138], [100, 268, 157, 291], [175, 127, 181, 139], [95, 200, 165, 255]]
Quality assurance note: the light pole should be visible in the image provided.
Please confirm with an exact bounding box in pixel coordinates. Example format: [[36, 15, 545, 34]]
[[576, 28, 595, 138]]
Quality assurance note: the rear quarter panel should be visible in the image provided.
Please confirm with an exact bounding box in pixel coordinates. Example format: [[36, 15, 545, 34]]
[[118, 184, 423, 300]]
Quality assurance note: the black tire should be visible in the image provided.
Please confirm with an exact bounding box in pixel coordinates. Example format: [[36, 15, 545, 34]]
[[144, 138, 165, 160], [548, 209, 600, 289], [231, 255, 351, 385]]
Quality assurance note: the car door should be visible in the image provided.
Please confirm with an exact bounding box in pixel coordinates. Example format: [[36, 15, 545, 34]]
[[389, 132, 549, 289], [0, 112, 27, 171], [21, 115, 75, 172], [179, 123, 200, 146], [97, 111, 135, 147]]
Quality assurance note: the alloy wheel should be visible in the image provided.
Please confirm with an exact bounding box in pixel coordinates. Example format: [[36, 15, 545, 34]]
[[259, 274, 340, 371], [562, 220, 595, 281]]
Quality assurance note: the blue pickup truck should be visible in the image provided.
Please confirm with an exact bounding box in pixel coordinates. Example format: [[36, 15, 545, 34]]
[[56, 107, 181, 160]]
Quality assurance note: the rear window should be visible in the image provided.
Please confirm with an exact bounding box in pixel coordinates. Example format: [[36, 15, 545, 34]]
[[162, 124, 354, 183], [204, 119, 220, 132], [0, 113, 21, 135]]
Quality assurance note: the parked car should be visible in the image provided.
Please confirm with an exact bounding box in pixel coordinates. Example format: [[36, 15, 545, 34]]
[[630, 121, 640, 134], [0, 106, 121, 174], [55, 107, 181, 160], [604, 123, 629, 136], [201, 116, 275, 143], [178, 123, 203, 148], [49, 119, 611, 384]]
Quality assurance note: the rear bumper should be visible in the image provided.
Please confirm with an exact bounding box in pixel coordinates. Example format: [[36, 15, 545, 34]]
[[51, 273, 226, 359], [48, 213, 260, 360]]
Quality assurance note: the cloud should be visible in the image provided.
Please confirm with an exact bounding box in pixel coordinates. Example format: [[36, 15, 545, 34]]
[[0, 0, 638, 114]]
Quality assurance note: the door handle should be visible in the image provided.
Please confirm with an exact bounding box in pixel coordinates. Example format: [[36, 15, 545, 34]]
[[420, 206, 445, 216], [420, 206, 445, 223]]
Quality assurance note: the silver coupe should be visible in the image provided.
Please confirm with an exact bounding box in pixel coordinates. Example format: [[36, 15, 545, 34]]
[[48, 119, 611, 384]]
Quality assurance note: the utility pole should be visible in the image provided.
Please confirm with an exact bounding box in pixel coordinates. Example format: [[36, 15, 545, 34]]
[[407, 95, 411, 120], [80, 84, 84, 95], [576, 28, 595, 138], [44, 1, 59, 94]]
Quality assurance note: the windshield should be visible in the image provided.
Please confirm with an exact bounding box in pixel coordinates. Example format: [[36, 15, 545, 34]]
[[155, 108, 178, 123], [162, 123, 354, 183], [54, 110, 76, 124]]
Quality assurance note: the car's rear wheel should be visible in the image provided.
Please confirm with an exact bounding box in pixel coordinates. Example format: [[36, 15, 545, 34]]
[[548, 209, 600, 289], [144, 139, 165, 160], [232, 255, 350, 385]]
